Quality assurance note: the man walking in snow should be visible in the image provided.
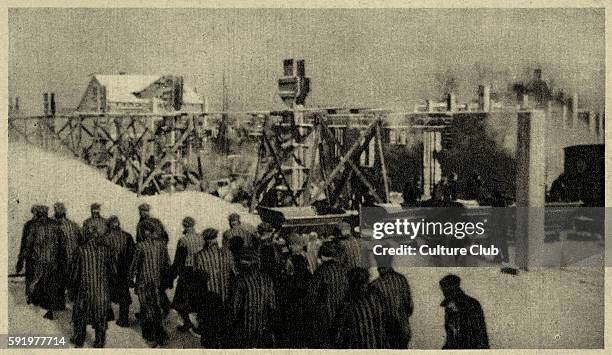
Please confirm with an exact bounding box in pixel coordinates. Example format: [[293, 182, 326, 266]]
[[136, 203, 169, 243], [129, 220, 172, 347], [70, 224, 115, 348], [101, 215, 134, 327], [171, 216, 204, 332], [53, 202, 82, 301]]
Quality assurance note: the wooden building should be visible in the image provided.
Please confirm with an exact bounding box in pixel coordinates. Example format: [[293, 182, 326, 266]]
[[76, 73, 205, 113]]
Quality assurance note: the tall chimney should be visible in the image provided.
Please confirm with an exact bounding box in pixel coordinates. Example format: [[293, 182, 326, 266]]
[[570, 93, 578, 128], [478, 85, 491, 112], [447, 93, 456, 112]]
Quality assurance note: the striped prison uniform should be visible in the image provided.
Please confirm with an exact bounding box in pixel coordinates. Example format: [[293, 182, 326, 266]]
[[332, 287, 390, 349], [56, 216, 82, 273], [193, 242, 235, 305], [171, 230, 204, 314], [229, 269, 276, 348], [27, 217, 67, 311], [370, 268, 414, 349], [337, 236, 362, 269], [101, 227, 135, 306], [70, 239, 115, 331], [129, 238, 171, 343], [306, 259, 349, 348]]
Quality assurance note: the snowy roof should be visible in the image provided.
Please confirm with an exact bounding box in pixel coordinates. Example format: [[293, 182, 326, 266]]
[[93, 74, 203, 104]]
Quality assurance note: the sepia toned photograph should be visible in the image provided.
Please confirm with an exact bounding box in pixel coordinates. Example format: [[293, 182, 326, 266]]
[[6, 6, 606, 350]]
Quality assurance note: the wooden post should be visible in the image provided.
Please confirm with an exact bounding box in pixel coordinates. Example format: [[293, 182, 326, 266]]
[[375, 120, 390, 202], [515, 110, 546, 271]]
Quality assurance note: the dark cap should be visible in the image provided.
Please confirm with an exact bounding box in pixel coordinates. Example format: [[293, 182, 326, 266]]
[[108, 215, 120, 225], [182, 216, 195, 228], [319, 241, 339, 258], [228, 213, 240, 222], [202, 228, 219, 241], [53, 202, 66, 214], [337, 222, 352, 237], [138, 203, 151, 212], [257, 222, 273, 234], [439, 274, 461, 290], [90, 203, 101, 211]]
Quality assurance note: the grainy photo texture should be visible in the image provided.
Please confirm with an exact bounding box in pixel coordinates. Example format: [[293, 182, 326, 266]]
[[6, 7, 605, 349]]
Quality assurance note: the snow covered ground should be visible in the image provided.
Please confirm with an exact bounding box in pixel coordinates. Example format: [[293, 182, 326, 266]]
[[8, 142, 260, 269], [7, 142, 605, 348]]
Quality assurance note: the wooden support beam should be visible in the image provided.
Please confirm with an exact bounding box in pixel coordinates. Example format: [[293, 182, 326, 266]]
[[263, 134, 299, 206], [309, 120, 377, 205], [320, 121, 383, 204]]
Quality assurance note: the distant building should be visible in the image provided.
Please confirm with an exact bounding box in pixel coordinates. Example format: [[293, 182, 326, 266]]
[[77, 74, 205, 113]]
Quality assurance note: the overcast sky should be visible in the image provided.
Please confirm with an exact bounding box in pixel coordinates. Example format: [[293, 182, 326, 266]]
[[9, 8, 605, 115]]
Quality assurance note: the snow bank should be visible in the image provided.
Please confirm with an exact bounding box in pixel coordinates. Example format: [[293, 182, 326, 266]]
[[8, 142, 260, 267]]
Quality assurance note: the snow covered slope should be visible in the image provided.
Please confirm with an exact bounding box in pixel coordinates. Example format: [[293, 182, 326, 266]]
[[8, 142, 260, 268]]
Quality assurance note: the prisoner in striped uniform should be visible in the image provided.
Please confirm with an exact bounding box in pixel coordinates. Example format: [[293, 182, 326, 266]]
[[193, 228, 235, 348], [280, 233, 313, 348], [129, 220, 171, 346], [332, 267, 390, 349], [222, 213, 256, 258], [16, 205, 46, 304], [335, 222, 361, 269], [70, 224, 116, 348], [229, 249, 276, 349], [193, 228, 235, 306], [305, 241, 349, 348], [25, 206, 67, 319], [370, 253, 414, 349], [53, 202, 82, 301], [82, 203, 108, 238], [136, 203, 169, 243], [171, 216, 204, 332], [101, 215, 134, 327]]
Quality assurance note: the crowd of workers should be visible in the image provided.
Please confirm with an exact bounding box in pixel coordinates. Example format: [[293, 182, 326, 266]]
[[16, 202, 489, 349]]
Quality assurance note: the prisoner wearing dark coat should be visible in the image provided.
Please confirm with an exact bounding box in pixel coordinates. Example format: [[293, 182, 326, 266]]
[[16, 206, 45, 301], [332, 287, 390, 349], [27, 216, 67, 311], [171, 228, 204, 314], [370, 267, 414, 348], [229, 264, 276, 348], [193, 240, 235, 305], [129, 236, 172, 342], [441, 289, 489, 349], [70, 235, 116, 330], [136, 217, 169, 243], [101, 224, 135, 306], [306, 258, 349, 348]]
